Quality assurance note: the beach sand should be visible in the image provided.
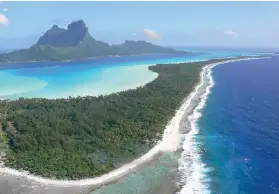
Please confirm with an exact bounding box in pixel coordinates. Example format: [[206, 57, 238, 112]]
[[0, 174, 90, 194]]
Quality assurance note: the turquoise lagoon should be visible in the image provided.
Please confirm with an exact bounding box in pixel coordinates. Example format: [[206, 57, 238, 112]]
[[0, 50, 267, 100]]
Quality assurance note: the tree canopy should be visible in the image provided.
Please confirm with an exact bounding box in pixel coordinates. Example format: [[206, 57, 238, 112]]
[[0, 58, 244, 179]]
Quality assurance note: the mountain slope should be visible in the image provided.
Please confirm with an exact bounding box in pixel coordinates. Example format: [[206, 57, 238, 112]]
[[0, 20, 186, 63], [111, 40, 178, 55]]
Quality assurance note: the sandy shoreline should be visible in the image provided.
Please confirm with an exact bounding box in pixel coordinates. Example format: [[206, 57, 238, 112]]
[[0, 57, 269, 189]]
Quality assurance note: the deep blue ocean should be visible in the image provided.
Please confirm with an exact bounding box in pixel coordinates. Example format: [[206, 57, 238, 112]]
[[198, 56, 279, 194]]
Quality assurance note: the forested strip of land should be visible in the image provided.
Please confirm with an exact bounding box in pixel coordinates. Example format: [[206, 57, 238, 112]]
[[0, 58, 245, 179]]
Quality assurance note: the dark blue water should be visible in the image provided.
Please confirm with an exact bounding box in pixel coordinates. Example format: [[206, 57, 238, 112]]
[[199, 57, 279, 194]]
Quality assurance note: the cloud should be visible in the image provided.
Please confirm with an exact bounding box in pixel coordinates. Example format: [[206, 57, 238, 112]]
[[144, 29, 160, 40], [223, 29, 237, 38], [4, 8, 8, 12], [0, 13, 8, 25]]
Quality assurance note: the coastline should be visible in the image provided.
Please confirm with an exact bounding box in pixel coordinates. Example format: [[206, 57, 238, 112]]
[[68, 64, 159, 99], [0, 57, 269, 190], [177, 56, 270, 194]]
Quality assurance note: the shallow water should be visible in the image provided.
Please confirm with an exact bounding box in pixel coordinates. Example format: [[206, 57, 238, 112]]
[[0, 50, 264, 100], [91, 153, 179, 194]]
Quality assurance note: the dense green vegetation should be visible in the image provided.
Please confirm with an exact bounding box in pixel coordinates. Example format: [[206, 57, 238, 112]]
[[0, 132, 8, 153], [0, 58, 245, 179], [0, 105, 8, 154], [0, 20, 184, 63]]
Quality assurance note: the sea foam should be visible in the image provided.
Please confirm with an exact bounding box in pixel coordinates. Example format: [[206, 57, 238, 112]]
[[178, 64, 213, 194]]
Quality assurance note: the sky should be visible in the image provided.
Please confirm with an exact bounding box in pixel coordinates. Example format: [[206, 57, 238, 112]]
[[0, 1, 279, 49]]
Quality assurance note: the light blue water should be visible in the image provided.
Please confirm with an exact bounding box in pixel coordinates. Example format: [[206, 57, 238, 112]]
[[0, 50, 268, 100]]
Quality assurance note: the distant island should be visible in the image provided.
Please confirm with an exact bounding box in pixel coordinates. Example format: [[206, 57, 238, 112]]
[[0, 20, 186, 63]]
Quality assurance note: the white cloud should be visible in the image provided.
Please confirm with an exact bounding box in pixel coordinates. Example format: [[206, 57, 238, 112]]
[[0, 14, 8, 25], [4, 8, 8, 12], [223, 29, 237, 38], [144, 29, 160, 40]]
